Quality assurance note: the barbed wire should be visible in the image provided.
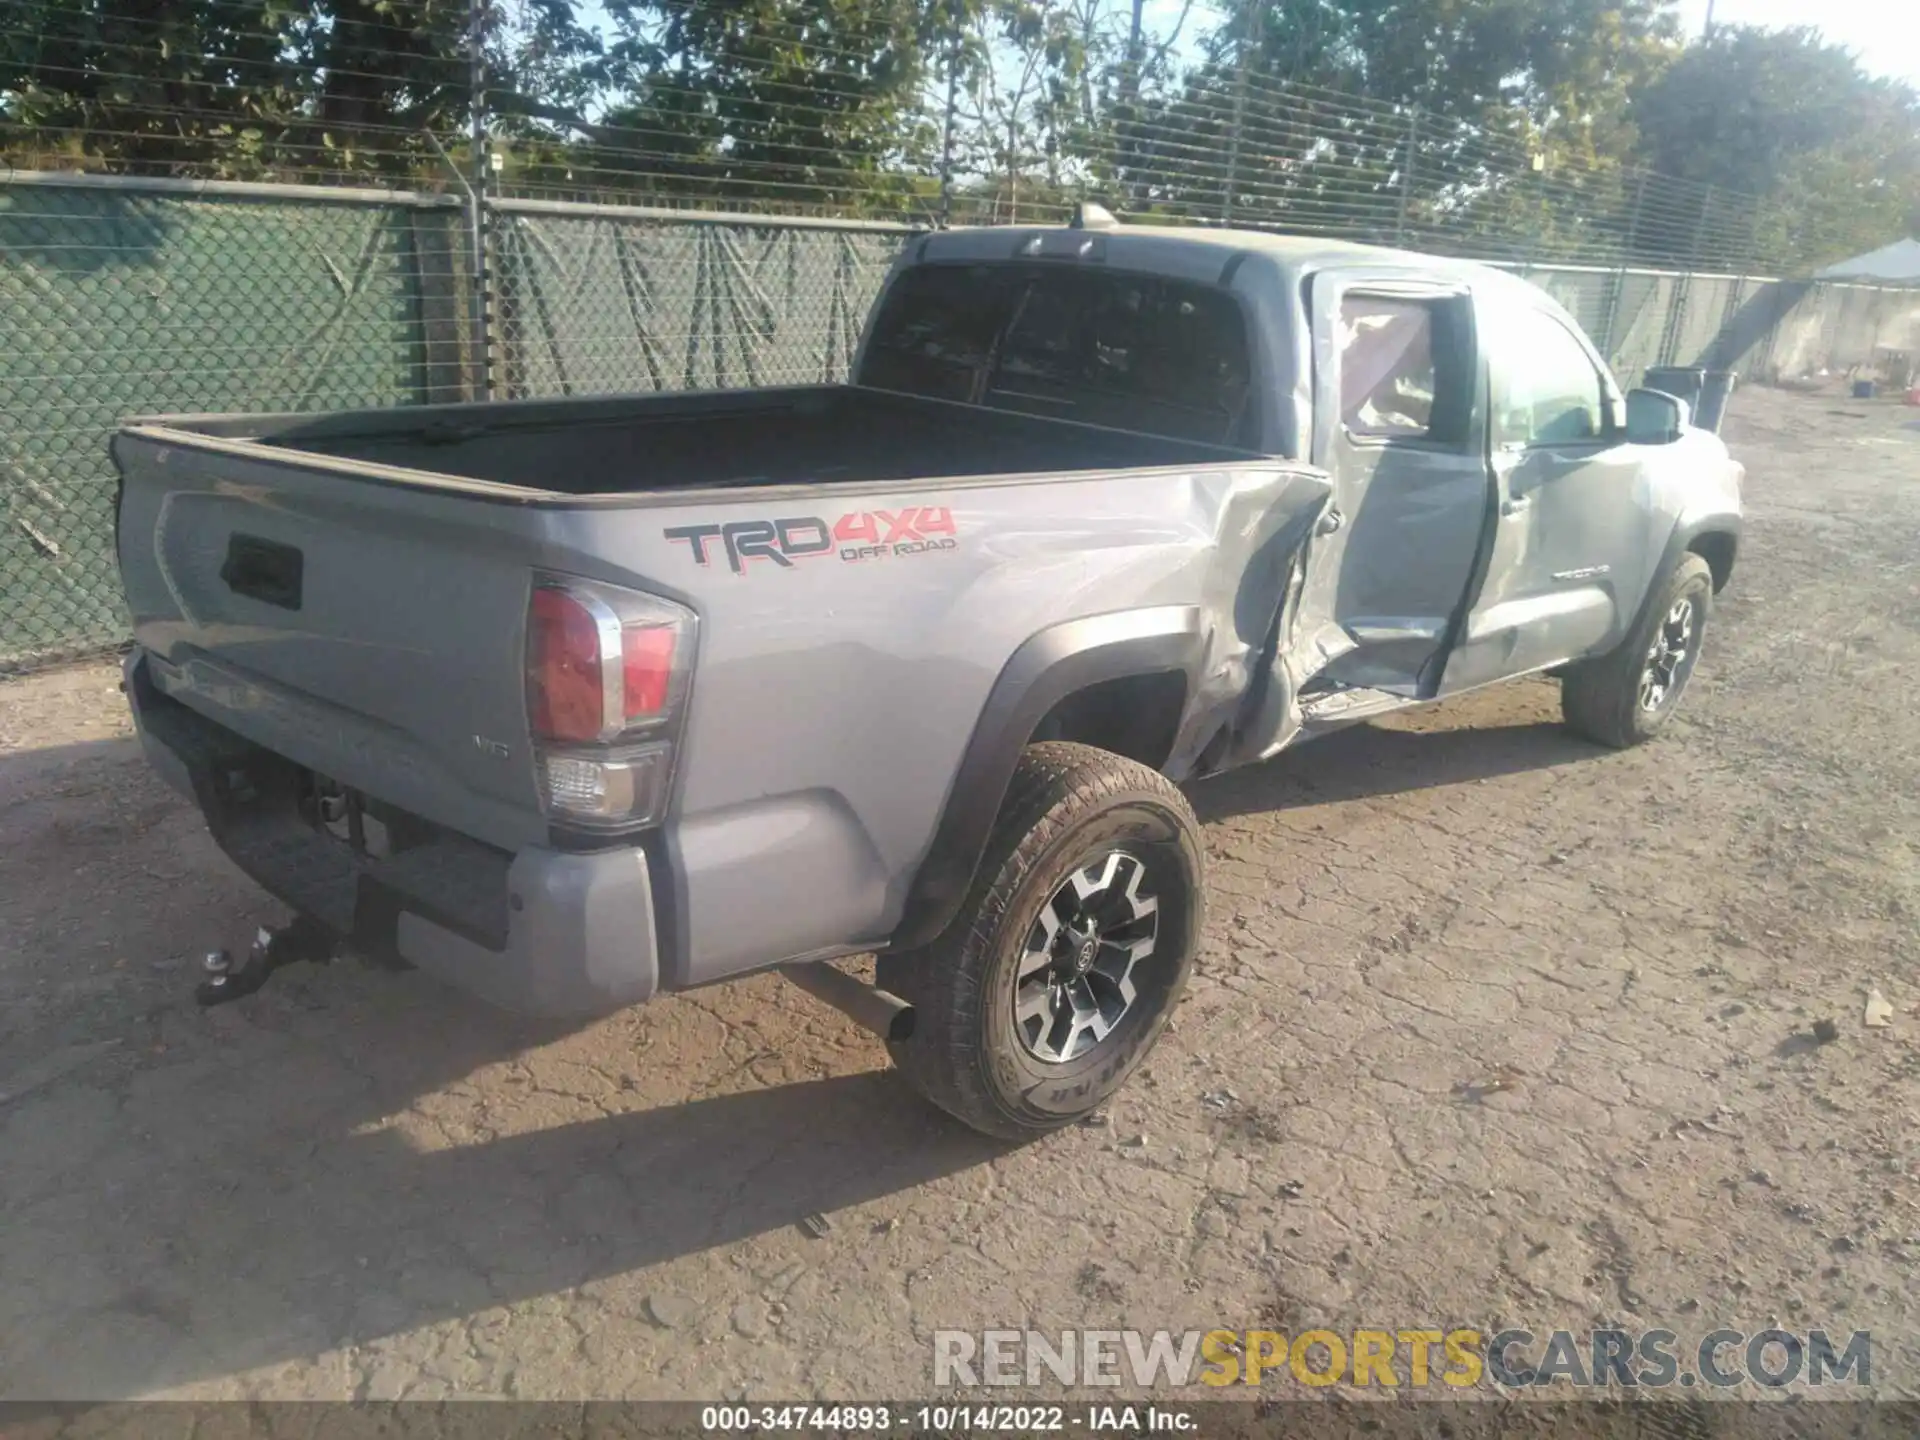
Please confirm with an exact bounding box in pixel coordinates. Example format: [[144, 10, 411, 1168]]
[[0, 0, 1890, 274], [6, 2, 1909, 673]]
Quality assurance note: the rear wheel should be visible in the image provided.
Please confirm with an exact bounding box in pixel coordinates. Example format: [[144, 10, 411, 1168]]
[[1561, 553, 1713, 748], [877, 742, 1204, 1140]]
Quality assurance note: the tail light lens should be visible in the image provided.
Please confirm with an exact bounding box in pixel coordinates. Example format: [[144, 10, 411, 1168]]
[[528, 587, 617, 742], [526, 574, 695, 830], [621, 624, 678, 720]]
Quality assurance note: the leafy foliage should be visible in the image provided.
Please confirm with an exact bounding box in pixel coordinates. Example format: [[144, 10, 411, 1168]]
[[0, 0, 304, 174], [1, 0, 1914, 270], [571, 0, 934, 211], [1629, 26, 1920, 268]]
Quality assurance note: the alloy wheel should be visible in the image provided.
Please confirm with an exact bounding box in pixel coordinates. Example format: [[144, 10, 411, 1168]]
[[1011, 850, 1160, 1064], [1639, 596, 1697, 712]]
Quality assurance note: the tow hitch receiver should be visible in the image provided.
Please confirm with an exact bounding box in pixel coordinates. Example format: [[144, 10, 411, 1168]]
[[196, 915, 337, 1006]]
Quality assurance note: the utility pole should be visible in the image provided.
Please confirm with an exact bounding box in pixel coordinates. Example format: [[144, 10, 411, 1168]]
[[1396, 106, 1420, 244], [1220, 0, 1251, 224], [467, 0, 492, 400], [937, 1, 961, 226], [1221, 46, 1247, 222], [1597, 171, 1646, 363]]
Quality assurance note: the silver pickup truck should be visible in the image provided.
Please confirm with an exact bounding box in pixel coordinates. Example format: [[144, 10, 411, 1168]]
[[113, 215, 1742, 1138]]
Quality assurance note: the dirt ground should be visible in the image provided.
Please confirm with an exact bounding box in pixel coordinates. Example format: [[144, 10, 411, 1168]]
[[1, 385, 1916, 1405]]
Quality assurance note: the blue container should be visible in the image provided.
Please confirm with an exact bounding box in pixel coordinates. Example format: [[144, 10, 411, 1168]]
[[1852, 379, 1877, 400]]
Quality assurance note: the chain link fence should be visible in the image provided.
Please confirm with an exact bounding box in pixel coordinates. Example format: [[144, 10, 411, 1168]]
[[0, 174, 921, 670], [0, 174, 480, 669], [4, 169, 1918, 672], [490, 202, 908, 398]]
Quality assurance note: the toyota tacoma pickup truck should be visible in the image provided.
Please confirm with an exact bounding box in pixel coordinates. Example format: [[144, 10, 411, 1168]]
[[113, 215, 1742, 1139]]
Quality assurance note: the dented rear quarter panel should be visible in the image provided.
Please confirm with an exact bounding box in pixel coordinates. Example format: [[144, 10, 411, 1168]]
[[551, 461, 1332, 988], [116, 224, 1741, 1000], [114, 425, 1332, 991]]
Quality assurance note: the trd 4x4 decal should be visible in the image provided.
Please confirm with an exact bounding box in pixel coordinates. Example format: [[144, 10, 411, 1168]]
[[665, 507, 958, 574]]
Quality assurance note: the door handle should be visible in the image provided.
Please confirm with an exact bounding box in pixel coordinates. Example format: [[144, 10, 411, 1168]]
[[1500, 496, 1531, 518], [1317, 506, 1345, 535]]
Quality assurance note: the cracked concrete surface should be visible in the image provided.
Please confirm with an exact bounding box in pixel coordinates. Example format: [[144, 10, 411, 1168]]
[[1, 386, 1916, 1402]]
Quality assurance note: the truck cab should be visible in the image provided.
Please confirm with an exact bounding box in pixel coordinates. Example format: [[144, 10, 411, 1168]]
[[876, 222, 1740, 716]]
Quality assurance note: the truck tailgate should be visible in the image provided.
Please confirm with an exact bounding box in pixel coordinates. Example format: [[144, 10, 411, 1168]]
[[114, 430, 553, 852]]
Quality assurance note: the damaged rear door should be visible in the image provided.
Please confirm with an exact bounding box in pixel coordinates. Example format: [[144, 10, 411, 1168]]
[[1285, 272, 1494, 709]]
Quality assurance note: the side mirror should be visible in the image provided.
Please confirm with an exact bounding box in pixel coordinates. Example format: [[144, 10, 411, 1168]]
[[1625, 388, 1689, 445]]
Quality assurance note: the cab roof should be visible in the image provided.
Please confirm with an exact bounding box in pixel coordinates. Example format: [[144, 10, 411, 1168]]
[[914, 220, 1534, 297]]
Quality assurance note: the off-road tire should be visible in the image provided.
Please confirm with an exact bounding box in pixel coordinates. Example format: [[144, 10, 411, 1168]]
[[877, 741, 1205, 1140], [1561, 553, 1714, 748]]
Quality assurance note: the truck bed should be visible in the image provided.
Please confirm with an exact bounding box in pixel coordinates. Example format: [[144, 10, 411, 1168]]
[[115, 372, 1326, 1005], [160, 385, 1243, 496]]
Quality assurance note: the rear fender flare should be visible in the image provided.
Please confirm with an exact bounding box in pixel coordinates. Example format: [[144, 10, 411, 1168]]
[[886, 605, 1204, 952]]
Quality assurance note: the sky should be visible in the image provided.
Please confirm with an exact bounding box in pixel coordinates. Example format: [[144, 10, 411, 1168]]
[[1673, 0, 1920, 86], [577, 0, 1920, 93], [1140, 0, 1920, 88]]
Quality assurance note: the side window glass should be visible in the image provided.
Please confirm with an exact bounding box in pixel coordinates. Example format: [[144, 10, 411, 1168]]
[[1335, 294, 1475, 447], [1497, 310, 1607, 447], [1339, 297, 1437, 438]]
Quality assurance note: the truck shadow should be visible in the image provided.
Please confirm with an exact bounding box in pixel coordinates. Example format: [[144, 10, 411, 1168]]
[[1188, 715, 1600, 823], [9, 1063, 1001, 1397], [0, 734, 1005, 1399], [4, 707, 1591, 1397]]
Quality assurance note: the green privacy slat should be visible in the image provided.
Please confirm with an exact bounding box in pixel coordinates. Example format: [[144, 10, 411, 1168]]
[[489, 214, 902, 399], [1, 176, 1905, 672], [0, 184, 465, 670]]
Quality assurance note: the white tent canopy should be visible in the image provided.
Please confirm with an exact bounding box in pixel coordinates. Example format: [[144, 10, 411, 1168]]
[[1815, 238, 1920, 282]]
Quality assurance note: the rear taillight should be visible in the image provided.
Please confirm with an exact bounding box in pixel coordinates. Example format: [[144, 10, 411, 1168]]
[[528, 587, 617, 742], [621, 623, 677, 721], [526, 574, 695, 831]]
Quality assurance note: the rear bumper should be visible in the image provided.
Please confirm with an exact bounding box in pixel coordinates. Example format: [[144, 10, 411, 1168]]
[[125, 649, 660, 1017]]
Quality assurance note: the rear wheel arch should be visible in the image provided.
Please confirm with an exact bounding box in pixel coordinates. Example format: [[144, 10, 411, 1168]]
[[887, 607, 1204, 953], [1029, 670, 1187, 772]]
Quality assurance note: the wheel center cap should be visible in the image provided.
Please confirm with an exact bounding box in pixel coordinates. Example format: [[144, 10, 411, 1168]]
[[1072, 934, 1100, 975]]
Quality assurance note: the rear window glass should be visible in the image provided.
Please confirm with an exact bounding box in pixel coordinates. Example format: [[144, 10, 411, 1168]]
[[857, 264, 1023, 404], [860, 264, 1252, 446]]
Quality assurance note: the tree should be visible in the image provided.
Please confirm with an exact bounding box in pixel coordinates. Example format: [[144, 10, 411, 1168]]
[[0, 0, 302, 175], [1205, 0, 1678, 135], [1629, 26, 1920, 270], [1108, 0, 1678, 243], [306, 0, 464, 147], [586, 0, 937, 211], [0, 0, 601, 180]]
